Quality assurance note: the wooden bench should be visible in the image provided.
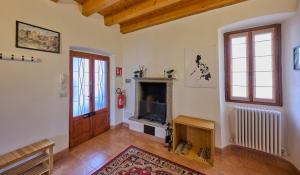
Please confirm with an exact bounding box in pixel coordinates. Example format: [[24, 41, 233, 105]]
[[0, 139, 54, 175]]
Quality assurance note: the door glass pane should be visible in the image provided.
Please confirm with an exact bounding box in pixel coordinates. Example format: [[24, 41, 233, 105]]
[[94, 60, 107, 111], [73, 57, 90, 117]]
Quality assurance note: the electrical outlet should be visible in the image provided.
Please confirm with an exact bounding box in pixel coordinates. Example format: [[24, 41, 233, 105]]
[[59, 92, 68, 98], [125, 79, 131, 83]]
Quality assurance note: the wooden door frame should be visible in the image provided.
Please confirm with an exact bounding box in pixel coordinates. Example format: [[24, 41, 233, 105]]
[[69, 50, 110, 148]]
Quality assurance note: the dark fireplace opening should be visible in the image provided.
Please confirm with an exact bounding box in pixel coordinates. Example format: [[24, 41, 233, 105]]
[[139, 82, 167, 125]]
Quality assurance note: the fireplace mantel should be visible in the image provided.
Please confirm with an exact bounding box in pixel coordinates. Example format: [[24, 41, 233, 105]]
[[133, 77, 175, 82]]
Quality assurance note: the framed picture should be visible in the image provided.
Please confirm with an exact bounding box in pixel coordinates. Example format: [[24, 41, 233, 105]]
[[16, 21, 60, 53], [184, 46, 217, 88], [294, 46, 300, 70]]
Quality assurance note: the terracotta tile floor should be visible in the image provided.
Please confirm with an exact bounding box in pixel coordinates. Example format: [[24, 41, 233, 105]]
[[53, 126, 293, 175]]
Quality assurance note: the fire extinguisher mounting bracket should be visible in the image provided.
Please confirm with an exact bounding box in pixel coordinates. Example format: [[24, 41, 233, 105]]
[[116, 88, 122, 95]]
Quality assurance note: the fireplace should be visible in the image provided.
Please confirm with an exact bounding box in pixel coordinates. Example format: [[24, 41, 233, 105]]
[[134, 78, 173, 125], [139, 83, 166, 124]]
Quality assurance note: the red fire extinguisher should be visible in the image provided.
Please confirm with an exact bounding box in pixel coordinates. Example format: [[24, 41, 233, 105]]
[[116, 88, 126, 109]]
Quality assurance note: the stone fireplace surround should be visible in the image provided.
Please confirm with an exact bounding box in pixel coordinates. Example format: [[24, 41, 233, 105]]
[[128, 77, 173, 138]]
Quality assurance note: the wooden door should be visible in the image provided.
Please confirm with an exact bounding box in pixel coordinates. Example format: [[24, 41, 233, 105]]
[[92, 58, 110, 135], [69, 51, 110, 148]]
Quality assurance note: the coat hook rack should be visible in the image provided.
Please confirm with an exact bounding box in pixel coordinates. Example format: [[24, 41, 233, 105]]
[[0, 52, 41, 63]]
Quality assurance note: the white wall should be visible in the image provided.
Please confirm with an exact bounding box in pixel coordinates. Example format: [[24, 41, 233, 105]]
[[282, 2, 300, 170], [0, 0, 123, 154], [122, 0, 298, 148]]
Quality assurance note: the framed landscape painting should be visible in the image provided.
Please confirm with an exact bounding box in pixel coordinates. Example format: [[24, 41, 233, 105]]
[[16, 21, 60, 53], [294, 46, 300, 70]]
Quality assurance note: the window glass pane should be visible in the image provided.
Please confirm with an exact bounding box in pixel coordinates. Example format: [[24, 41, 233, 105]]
[[254, 32, 274, 101], [232, 86, 247, 98], [255, 72, 273, 87], [254, 38, 272, 57], [255, 41, 272, 56], [232, 72, 247, 86], [232, 44, 247, 58], [231, 36, 247, 58], [94, 60, 107, 111], [255, 56, 272, 71], [255, 33, 272, 42], [255, 87, 273, 99], [232, 58, 247, 72], [232, 37, 246, 45], [230, 36, 248, 99], [73, 57, 90, 117]]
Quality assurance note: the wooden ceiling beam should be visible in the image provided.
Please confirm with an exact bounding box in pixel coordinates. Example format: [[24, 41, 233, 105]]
[[82, 0, 121, 16], [104, 0, 185, 26], [120, 0, 247, 34], [74, 0, 86, 4]]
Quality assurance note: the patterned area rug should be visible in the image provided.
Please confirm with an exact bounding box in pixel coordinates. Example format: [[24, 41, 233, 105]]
[[92, 145, 204, 175]]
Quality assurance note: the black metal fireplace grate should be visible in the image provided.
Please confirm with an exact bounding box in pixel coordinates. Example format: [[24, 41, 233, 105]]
[[139, 100, 166, 124]]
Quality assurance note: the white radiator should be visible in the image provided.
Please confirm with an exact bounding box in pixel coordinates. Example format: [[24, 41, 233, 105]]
[[235, 106, 282, 156]]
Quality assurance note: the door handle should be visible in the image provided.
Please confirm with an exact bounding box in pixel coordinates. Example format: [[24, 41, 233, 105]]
[[82, 113, 91, 118], [82, 112, 96, 118]]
